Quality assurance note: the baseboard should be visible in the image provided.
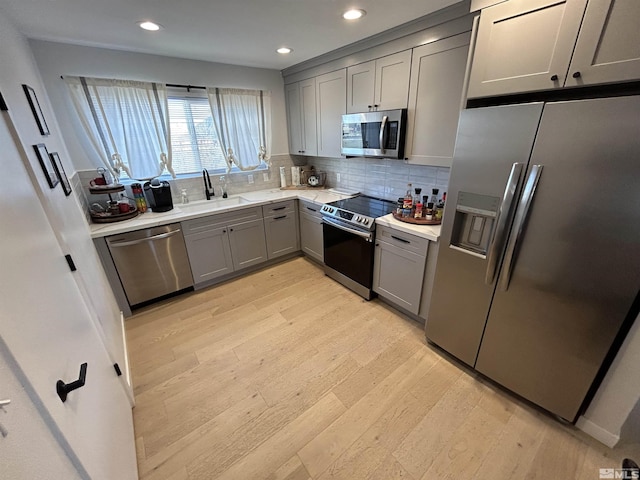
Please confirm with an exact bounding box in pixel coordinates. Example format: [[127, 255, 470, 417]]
[[576, 416, 620, 448]]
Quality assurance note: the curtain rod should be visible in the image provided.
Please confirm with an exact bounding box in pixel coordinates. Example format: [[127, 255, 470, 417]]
[[166, 83, 206, 91], [60, 77, 206, 92]]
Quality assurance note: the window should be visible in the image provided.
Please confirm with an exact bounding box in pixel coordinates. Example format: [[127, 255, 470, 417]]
[[167, 92, 268, 175], [66, 76, 270, 180], [167, 94, 229, 174]]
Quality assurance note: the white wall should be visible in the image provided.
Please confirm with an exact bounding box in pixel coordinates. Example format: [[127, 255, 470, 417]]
[[0, 8, 130, 396], [29, 40, 289, 172]]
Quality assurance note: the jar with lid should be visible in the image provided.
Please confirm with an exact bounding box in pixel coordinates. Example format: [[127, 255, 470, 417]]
[[414, 201, 423, 219]]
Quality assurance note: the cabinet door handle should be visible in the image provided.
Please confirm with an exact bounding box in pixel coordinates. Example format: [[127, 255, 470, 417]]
[[274, 215, 287, 220], [229, 228, 234, 232], [391, 235, 410, 244], [550, 74, 558, 81], [57, 363, 87, 403], [222, 229, 226, 233], [572, 71, 581, 78]]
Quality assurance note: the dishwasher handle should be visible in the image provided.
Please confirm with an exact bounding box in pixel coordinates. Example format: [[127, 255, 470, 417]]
[[108, 229, 182, 248]]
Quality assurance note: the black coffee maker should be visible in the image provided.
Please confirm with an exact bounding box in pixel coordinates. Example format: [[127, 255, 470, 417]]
[[143, 179, 173, 212]]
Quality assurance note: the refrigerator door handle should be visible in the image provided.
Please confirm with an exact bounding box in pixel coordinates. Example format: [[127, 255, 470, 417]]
[[498, 164, 544, 291], [485, 162, 524, 285]]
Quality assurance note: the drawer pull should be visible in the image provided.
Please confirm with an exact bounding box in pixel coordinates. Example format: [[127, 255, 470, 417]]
[[274, 215, 287, 220], [272, 206, 286, 211], [391, 235, 410, 244], [306, 206, 317, 212]]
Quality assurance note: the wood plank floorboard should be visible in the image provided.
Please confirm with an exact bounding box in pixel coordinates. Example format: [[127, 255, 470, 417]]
[[127, 257, 640, 479]]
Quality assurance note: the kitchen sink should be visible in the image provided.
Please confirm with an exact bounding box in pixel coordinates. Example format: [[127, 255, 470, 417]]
[[175, 196, 251, 214]]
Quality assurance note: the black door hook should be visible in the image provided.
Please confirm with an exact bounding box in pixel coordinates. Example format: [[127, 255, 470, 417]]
[[57, 363, 88, 403]]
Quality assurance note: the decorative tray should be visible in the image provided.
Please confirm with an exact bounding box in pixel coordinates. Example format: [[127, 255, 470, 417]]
[[392, 211, 441, 225], [90, 206, 139, 223], [88, 183, 125, 195]]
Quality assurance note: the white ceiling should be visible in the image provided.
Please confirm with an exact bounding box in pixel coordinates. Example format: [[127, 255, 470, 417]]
[[0, 0, 460, 70]]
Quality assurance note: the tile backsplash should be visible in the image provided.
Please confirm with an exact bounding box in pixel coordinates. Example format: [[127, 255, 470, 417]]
[[310, 156, 450, 201], [77, 154, 301, 210], [75, 154, 450, 218]]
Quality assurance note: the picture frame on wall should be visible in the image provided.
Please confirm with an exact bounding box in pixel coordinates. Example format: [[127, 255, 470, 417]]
[[49, 152, 72, 196], [22, 84, 50, 136], [33, 143, 59, 189]]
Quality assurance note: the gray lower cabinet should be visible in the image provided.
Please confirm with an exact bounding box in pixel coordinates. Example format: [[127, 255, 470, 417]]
[[182, 206, 267, 286], [298, 200, 323, 263], [373, 226, 428, 315], [183, 225, 234, 284], [262, 200, 299, 260], [228, 218, 268, 269]]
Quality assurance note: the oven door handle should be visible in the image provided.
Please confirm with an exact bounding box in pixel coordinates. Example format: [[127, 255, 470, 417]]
[[322, 217, 373, 241]]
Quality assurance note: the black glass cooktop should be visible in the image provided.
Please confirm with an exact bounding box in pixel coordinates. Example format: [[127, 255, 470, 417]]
[[327, 195, 396, 218]]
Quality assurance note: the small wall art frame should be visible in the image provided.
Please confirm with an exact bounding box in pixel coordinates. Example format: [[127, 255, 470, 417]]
[[33, 143, 59, 189], [22, 84, 50, 136], [50, 152, 72, 196]]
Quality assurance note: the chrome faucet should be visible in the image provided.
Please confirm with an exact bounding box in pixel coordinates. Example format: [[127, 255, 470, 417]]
[[203, 169, 214, 200]]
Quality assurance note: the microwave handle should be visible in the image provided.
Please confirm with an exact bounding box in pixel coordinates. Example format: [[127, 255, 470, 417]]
[[379, 115, 388, 154]]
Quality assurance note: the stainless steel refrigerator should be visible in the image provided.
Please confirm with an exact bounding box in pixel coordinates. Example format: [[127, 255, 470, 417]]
[[426, 95, 640, 422]]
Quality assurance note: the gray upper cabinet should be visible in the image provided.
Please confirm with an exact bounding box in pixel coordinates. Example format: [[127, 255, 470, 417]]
[[315, 69, 346, 158], [286, 78, 317, 156], [346, 50, 412, 113], [565, 0, 640, 87], [405, 32, 471, 167], [467, 0, 588, 98]]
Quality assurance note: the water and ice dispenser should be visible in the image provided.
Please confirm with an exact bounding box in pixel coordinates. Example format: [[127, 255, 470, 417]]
[[450, 192, 500, 257]]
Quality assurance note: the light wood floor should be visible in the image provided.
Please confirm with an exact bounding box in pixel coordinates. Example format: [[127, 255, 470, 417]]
[[126, 256, 639, 480]]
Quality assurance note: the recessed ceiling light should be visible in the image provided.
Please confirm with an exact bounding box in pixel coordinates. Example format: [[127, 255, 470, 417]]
[[343, 9, 366, 20], [138, 21, 162, 31], [277, 47, 293, 54]]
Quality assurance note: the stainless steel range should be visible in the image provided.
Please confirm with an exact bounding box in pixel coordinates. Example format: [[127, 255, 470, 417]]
[[321, 195, 396, 299]]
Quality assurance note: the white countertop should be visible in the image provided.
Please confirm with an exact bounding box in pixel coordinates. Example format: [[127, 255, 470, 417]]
[[89, 188, 354, 238], [375, 213, 441, 242]]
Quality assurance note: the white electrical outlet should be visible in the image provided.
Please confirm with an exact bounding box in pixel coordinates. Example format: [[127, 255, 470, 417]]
[[263, 172, 270, 182], [248, 174, 254, 184], [337, 173, 341, 183]]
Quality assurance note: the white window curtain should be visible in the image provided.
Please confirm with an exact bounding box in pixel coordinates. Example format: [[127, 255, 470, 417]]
[[65, 76, 173, 180], [207, 87, 271, 172]]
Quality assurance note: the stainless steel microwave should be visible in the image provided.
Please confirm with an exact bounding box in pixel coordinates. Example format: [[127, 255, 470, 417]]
[[341, 109, 407, 159]]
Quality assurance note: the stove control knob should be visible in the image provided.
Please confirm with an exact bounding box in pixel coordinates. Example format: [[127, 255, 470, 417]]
[[364, 219, 370, 225]]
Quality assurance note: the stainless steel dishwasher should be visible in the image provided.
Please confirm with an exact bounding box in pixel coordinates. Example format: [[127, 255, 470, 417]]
[[106, 223, 193, 306]]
